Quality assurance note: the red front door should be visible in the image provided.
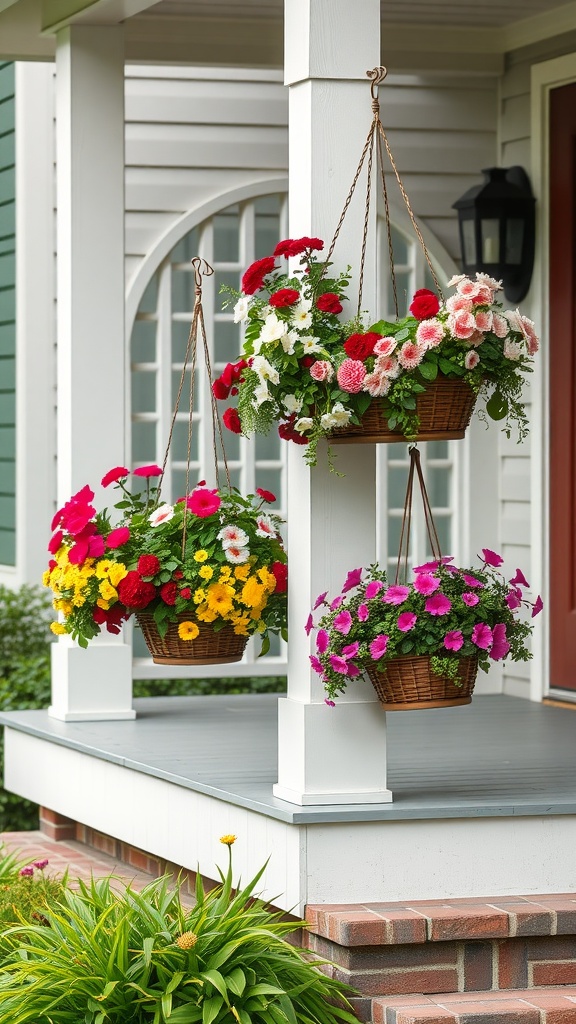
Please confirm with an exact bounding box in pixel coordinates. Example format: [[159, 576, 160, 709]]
[[549, 81, 576, 690]]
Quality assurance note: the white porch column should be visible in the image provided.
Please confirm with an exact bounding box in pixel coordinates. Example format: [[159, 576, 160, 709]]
[[50, 25, 134, 721], [274, 0, 392, 805]]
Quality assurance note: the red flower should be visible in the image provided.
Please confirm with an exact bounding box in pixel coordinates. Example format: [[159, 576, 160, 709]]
[[48, 530, 63, 555], [316, 292, 343, 314], [160, 581, 178, 605], [93, 603, 129, 635], [68, 524, 105, 565], [409, 288, 440, 320], [256, 488, 276, 503], [133, 464, 163, 478], [101, 466, 129, 488], [269, 288, 300, 307], [180, 587, 192, 600], [343, 332, 382, 361], [271, 561, 288, 593], [241, 256, 277, 295], [300, 355, 315, 368], [273, 237, 324, 258], [117, 571, 156, 609], [137, 554, 161, 578], [106, 527, 130, 550], [223, 407, 242, 434], [278, 417, 309, 446], [51, 485, 95, 532], [212, 377, 230, 400], [187, 487, 221, 517], [173, 569, 184, 579]]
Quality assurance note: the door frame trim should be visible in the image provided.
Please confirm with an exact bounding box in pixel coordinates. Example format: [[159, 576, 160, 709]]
[[531, 53, 576, 699]]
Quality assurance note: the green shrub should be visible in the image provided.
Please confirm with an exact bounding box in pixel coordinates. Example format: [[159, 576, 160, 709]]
[[133, 676, 287, 698], [0, 841, 357, 1024]]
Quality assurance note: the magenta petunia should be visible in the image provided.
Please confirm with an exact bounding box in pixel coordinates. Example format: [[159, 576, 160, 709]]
[[462, 574, 484, 589], [133, 464, 163, 478], [532, 595, 543, 617], [357, 603, 369, 622], [461, 592, 480, 607], [309, 655, 324, 674], [101, 466, 129, 488], [48, 530, 63, 554], [365, 579, 384, 599], [342, 567, 363, 593], [506, 587, 522, 610], [413, 573, 441, 596], [305, 614, 314, 636], [397, 611, 417, 632], [187, 487, 221, 518], [330, 655, 349, 674], [342, 641, 360, 659], [481, 547, 504, 567], [414, 556, 454, 573], [490, 622, 510, 661], [313, 591, 328, 609], [346, 662, 361, 677], [444, 630, 464, 651], [333, 610, 353, 635], [106, 526, 130, 549], [19, 866, 34, 877], [316, 629, 329, 653], [425, 592, 452, 616], [382, 585, 410, 605], [471, 622, 493, 649], [324, 698, 336, 707], [370, 634, 389, 660], [509, 568, 530, 588], [330, 595, 343, 611]]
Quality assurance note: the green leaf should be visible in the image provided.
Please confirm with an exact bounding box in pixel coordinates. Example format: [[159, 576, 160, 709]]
[[226, 969, 246, 996], [438, 358, 457, 375], [143, 936, 154, 966], [394, 327, 410, 342], [258, 635, 271, 658], [203, 995, 224, 1024], [201, 970, 229, 1001], [486, 390, 509, 420], [418, 361, 438, 381]]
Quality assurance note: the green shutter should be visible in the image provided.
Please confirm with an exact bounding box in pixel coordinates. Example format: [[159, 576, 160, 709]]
[[0, 61, 15, 566]]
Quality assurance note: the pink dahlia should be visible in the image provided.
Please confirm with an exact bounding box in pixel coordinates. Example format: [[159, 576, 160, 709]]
[[446, 293, 473, 314], [413, 572, 441, 596], [449, 311, 476, 340], [465, 350, 480, 370], [187, 487, 221, 518], [370, 634, 389, 660], [444, 630, 464, 652], [456, 278, 477, 298], [309, 359, 334, 382], [397, 611, 417, 632], [471, 285, 494, 305], [471, 622, 493, 649], [333, 610, 353, 635], [373, 336, 397, 357], [363, 372, 390, 397], [416, 319, 444, 349], [519, 315, 539, 355], [382, 585, 410, 605], [492, 313, 508, 338], [337, 358, 366, 393], [425, 593, 452, 616], [397, 340, 425, 370], [475, 310, 493, 332]]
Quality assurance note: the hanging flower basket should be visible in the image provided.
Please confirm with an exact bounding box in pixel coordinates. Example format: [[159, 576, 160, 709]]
[[328, 374, 477, 444], [136, 613, 248, 666], [365, 654, 478, 711]]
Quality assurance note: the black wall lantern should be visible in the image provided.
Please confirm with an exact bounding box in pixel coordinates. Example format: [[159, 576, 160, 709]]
[[452, 166, 535, 303]]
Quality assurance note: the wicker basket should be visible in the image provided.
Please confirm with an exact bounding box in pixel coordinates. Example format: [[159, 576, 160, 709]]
[[329, 375, 477, 444], [136, 612, 248, 666], [366, 654, 478, 711]]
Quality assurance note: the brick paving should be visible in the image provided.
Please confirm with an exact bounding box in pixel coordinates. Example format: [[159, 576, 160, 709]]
[[372, 988, 576, 1023], [0, 830, 157, 888]]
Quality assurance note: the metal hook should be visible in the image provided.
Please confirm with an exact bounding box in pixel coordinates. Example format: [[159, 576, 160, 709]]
[[366, 66, 388, 101], [190, 257, 214, 292]]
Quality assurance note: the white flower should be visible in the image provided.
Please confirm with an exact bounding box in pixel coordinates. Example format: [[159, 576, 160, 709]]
[[225, 544, 251, 564], [503, 338, 522, 361], [504, 309, 522, 333], [256, 514, 276, 539], [218, 524, 249, 549], [320, 412, 338, 430], [282, 393, 303, 414], [259, 313, 285, 345], [329, 402, 352, 427], [476, 272, 503, 292], [291, 300, 313, 329], [300, 336, 323, 355], [280, 329, 298, 355], [251, 355, 279, 385], [295, 417, 314, 434], [233, 296, 252, 323], [254, 382, 272, 407], [149, 504, 174, 527], [446, 273, 467, 288]]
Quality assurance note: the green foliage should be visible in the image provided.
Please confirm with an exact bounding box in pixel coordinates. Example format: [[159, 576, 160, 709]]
[[133, 677, 287, 698], [0, 847, 357, 1024]]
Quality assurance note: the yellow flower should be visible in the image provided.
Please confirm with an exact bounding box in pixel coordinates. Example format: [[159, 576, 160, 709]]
[[220, 834, 236, 846], [99, 580, 117, 602], [178, 620, 200, 641], [241, 577, 265, 609], [250, 601, 268, 621], [42, 570, 51, 587], [194, 549, 209, 563], [96, 598, 111, 610], [231, 614, 251, 636], [176, 931, 198, 950], [199, 564, 213, 581], [234, 564, 251, 582], [108, 563, 128, 587], [54, 599, 73, 615], [219, 565, 232, 578], [193, 588, 206, 605], [257, 567, 277, 593], [196, 603, 219, 623], [95, 559, 114, 579], [206, 582, 235, 617], [50, 622, 67, 635]]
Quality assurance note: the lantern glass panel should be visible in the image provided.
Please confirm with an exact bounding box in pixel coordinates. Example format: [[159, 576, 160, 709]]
[[481, 219, 500, 264], [462, 218, 476, 266], [505, 218, 524, 265]]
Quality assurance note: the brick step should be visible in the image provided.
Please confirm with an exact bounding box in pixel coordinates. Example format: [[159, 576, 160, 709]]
[[372, 986, 576, 1023]]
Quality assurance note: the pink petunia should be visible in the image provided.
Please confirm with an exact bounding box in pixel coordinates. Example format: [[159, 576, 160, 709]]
[[471, 622, 493, 649], [309, 655, 324, 674], [330, 655, 349, 675], [506, 587, 522, 610], [462, 574, 484, 589], [346, 662, 361, 677], [414, 556, 454, 573], [316, 629, 329, 653], [333, 610, 353, 635], [325, 698, 336, 707], [313, 591, 328, 609], [382, 585, 410, 605], [481, 548, 504, 567], [101, 466, 129, 488], [187, 487, 221, 518], [342, 567, 363, 593], [490, 623, 510, 661], [444, 630, 464, 652], [106, 527, 130, 549], [532, 595, 543, 617], [509, 568, 530, 588], [330, 595, 344, 611], [461, 592, 480, 607], [425, 593, 452, 616], [342, 641, 360, 659], [305, 614, 314, 636], [365, 579, 384, 599], [413, 573, 441, 596], [370, 634, 389, 660], [358, 604, 369, 621], [133, 464, 163, 478], [397, 611, 417, 632]]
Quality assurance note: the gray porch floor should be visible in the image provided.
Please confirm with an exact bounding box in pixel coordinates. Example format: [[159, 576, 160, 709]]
[[2, 694, 576, 824]]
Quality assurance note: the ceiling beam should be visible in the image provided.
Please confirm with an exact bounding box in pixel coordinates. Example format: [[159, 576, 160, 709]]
[[41, 0, 159, 34]]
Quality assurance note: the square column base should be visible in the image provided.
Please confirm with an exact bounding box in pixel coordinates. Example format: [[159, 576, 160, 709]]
[[49, 638, 135, 721]]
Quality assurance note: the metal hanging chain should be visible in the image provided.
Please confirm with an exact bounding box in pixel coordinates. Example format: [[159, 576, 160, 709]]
[[157, 257, 231, 558], [322, 66, 444, 318], [395, 446, 443, 585]]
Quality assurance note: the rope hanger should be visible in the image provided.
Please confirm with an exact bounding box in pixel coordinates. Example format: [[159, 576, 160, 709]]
[[395, 446, 443, 585]]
